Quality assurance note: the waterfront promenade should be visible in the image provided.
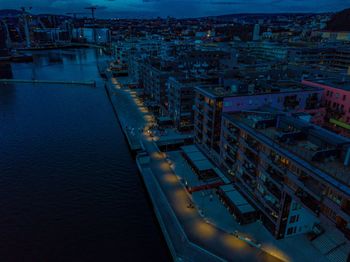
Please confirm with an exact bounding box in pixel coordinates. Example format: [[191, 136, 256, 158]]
[[104, 73, 284, 261], [138, 135, 281, 261]]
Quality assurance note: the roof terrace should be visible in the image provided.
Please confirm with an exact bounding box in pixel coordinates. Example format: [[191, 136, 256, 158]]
[[228, 112, 350, 188], [196, 80, 322, 98], [304, 79, 350, 92]]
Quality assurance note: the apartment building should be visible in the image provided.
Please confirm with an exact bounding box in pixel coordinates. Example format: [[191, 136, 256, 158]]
[[193, 80, 324, 161], [303, 79, 350, 137], [247, 42, 350, 70], [220, 111, 350, 239], [139, 57, 175, 114], [167, 74, 218, 131]]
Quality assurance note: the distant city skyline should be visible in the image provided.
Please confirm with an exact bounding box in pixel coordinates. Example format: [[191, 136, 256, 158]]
[[0, 0, 349, 18]]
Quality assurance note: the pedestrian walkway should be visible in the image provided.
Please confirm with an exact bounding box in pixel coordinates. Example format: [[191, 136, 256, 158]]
[[107, 75, 291, 261], [105, 76, 154, 151], [168, 150, 330, 262], [139, 133, 282, 261], [137, 160, 224, 262]]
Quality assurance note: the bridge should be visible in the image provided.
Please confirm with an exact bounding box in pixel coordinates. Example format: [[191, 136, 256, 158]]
[[0, 79, 96, 87]]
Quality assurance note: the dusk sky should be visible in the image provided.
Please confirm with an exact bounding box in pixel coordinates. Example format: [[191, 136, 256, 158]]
[[0, 0, 349, 18]]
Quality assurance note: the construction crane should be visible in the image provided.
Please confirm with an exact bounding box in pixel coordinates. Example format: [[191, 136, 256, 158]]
[[84, 6, 97, 20], [21, 6, 32, 48], [84, 6, 98, 43]]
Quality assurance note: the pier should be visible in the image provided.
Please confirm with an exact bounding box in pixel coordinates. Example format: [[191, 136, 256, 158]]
[[0, 79, 96, 87]]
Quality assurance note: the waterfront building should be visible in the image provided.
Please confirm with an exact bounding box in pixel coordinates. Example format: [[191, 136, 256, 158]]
[[302, 79, 350, 137], [167, 74, 218, 131], [219, 111, 350, 241], [139, 57, 175, 114], [193, 80, 324, 161]]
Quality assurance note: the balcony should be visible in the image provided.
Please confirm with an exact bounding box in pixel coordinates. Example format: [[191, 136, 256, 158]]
[[296, 189, 321, 216], [223, 125, 239, 141], [264, 181, 282, 200], [240, 137, 259, 155], [240, 151, 258, 170], [223, 136, 238, 146], [255, 190, 280, 221], [195, 97, 204, 105], [226, 124, 240, 136], [261, 193, 280, 214], [341, 205, 350, 217], [266, 166, 284, 185], [287, 170, 324, 201], [242, 160, 257, 178], [260, 152, 287, 175], [240, 173, 256, 192], [236, 179, 278, 224], [225, 149, 237, 163]]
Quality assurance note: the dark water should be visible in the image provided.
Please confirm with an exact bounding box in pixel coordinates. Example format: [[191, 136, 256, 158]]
[[0, 48, 169, 261]]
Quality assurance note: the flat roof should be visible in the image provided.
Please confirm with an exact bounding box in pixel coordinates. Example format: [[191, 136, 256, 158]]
[[195, 159, 214, 171], [303, 79, 350, 92], [181, 145, 199, 153], [195, 81, 321, 99], [181, 145, 214, 171], [220, 185, 256, 214], [187, 151, 207, 161], [224, 111, 350, 194], [158, 116, 173, 122]]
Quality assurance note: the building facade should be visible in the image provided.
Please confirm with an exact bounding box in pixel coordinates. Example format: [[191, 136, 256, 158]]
[[139, 57, 174, 114], [168, 75, 218, 131], [303, 79, 350, 137], [193, 82, 324, 161], [220, 112, 350, 239]]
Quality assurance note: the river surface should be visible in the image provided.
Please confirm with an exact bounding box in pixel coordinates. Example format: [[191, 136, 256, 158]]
[[0, 48, 169, 261]]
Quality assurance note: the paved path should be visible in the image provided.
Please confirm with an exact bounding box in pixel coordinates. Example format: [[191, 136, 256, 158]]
[[106, 76, 153, 151], [139, 166, 224, 261], [105, 74, 285, 261], [140, 135, 283, 262]]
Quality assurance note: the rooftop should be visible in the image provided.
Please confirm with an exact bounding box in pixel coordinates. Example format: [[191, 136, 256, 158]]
[[303, 78, 350, 92], [196, 80, 322, 98], [225, 111, 350, 191], [168, 73, 219, 86]]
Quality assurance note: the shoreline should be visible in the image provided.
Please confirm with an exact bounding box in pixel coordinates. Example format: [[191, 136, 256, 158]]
[[102, 71, 284, 261]]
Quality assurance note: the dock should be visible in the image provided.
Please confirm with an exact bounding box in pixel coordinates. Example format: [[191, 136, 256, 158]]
[[0, 79, 96, 87]]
